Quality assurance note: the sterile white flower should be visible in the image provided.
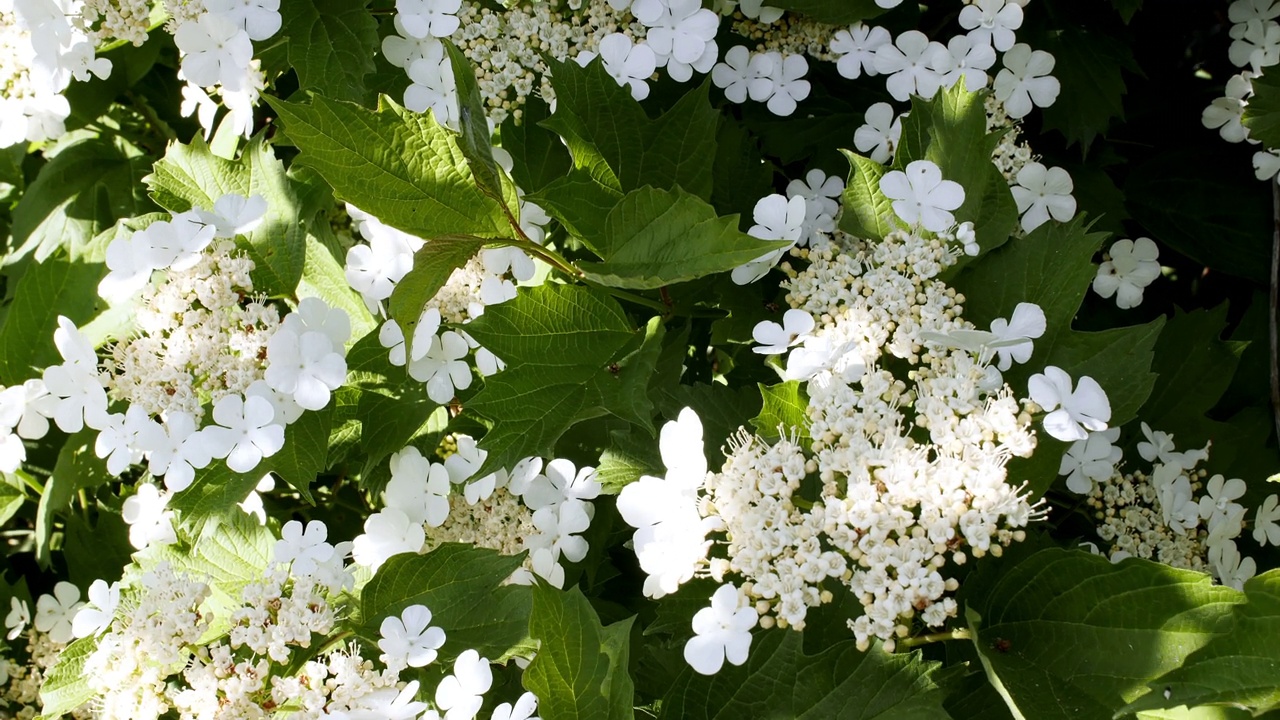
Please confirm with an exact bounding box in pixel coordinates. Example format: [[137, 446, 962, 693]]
[[786, 168, 843, 243], [196, 193, 268, 238], [880, 160, 965, 232], [141, 411, 211, 493], [579, 33, 657, 101], [1028, 366, 1111, 442], [646, 0, 720, 83], [1253, 494, 1280, 546], [94, 406, 149, 475], [99, 233, 156, 301], [521, 458, 600, 511], [752, 309, 815, 355], [1254, 149, 1280, 180], [1203, 73, 1256, 144], [875, 30, 947, 102], [204, 0, 282, 41], [436, 649, 493, 720], [931, 34, 996, 91], [1011, 162, 1076, 233], [197, 393, 286, 473], [732, 195, 806, 284], [405, 51, 458, 127], [1229, 18, 1280, 69], [1209, 539, 1256, 590], [1152, 463, 1201, 536], [1093, 237, 1161, 309], [830, 23, 890, 80], [34, 581, 82, 644], [408, 330, 472, 403], [490, 692, 539, 720], [761, 51, 810, 116], [738, 0, 782, 23], [683, 584, 756, 675], [71, 579, 119, 639], [385, 447, 452, 527], [854, 102, 903, 164], [5, 597, 30, 641], [378, 604, 446, 670], [987, 301, 1046, 370], [181, 83, 219, 139], [122, 483, 178, 550], [352, 508, 426, 570], [266, 329, 346, 410], [349, 680, 431, 720], [175, 13, 254, 90], [1059, 428, 1121, 495], [1199, 474, 1247, 528], [396, 0, 462, 39], [530, 499, 591, 565], [959, 0, 1023, 51], [274, 520, 336, 577], [138, 212, 218, 272], [1136, 422, 1208, 472], [42, 317, 110, 434], [712, 46, 767, 103], [993, 44, 1060, 118]]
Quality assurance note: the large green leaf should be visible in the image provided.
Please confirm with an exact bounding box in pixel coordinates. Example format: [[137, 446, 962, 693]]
[[839, 150, 898, 242], [541, 57, 719, 199], [34, 431, 111, 568], [578, 186, 787, 289], [276, 0, 378, 104], [1037, 28, 1135, 150], [751, 380, 811, 448], [444, 41, 505, 204], [965, 548, 1242, 720], [1139, 305, 1246, 433], [267, 94, 511, 240], [360, 544, 532, 662], [0, 253, 103, 384], [524, 583, 635, 720], [530, 169, 624, 245], [461, 284, 638, 475], [501, 96, 572, 195], [1124, 569, 1280, 716], [388, 234, 486, 360], [38, 635, 99, 718], [659, 632, 949, 719]]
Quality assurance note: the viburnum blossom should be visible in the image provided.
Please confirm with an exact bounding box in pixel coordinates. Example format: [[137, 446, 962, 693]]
[[34, 582, 82, 644], [732, 194, 806, 284], [959, 0, 1024, 51], [646, 0, 720, 82], [5, 597, 29, 640], [353, 508, 426, 570], [1028, 366, 1111, 442], [396, 0, 462, 39], [854, 101, 904, 163], [71, 579, 119, 639], [577, 33, 657, 101], [1093, 237, 1161, 309], [875, 30, 947, 101], [753, 309, 815, 355], [378, 604, 446, 671], [993, 43, 1061, 118], [197, 393, 286, 473], [1254, 495, 1280, 546], [174, 13, 253, 90], [122, 483, 178, 550], [1010, 162, 1077, 232], [273, 520, 336, 576], [435, 649, 493, 720], [830, 22, 890, 80], [1059, 428, 1122, 495], [683, 584, 757, 675], [880, 160, 965, 232]]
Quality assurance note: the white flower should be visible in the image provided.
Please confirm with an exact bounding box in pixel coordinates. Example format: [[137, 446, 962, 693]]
[[405, 52, 458, 127], [383, 20, 444, 68], [196, 193, 268, 238], [1152, 463, 1201, 536], [881, 160, 965, 232], [408, 330, 472, 404], [1059, 428, 1121, 495], [761, 52, 810, 116], [1093, 238, 1160, 310], [732, 195, 805, 284], [99, 233, 156, 301], [993, 44, 1060, 118], [987, 301, 1046, 370], [1209, 539, 1256, 590], [396, 0, 462, 39], [444, 434, 500, 500], [352, 508, 426, 570], [274, 520, 336, 576], [854, 102, 903, 164], [378, 604, 446, 670], [1231, 0, 1280, 24], [42, 317, 109, 434], [139, 411, 211, 493], [1136, 422, 1207, 472], [71, 579, 119, 639], [490, 692, 539, 720], [139, 212, 218, 272], [1254, 149, 1280, 180], [874, 30, 947, 102], [646, 0, 719, 83], [738, 0, 782, 23], [1202, 73, 1256, 144], [283, 297, 352, 351], [579, 33, 657, 101], [530, 499, 592, 565], [521, 458, 600, 511], [1011, 162, 1076, 233], [1, 379, 59, 441], [1028, 366, 1111, 442], [204, 0, 282, 41], [786, 168, 843, 243], [94, 406, 150, 476], [346, 230, 417, 308], [386, 447, 452, 527], [122, 483, 178, 550], [266, 329, 346, 411], [683, 584, 756, 675], [1229, 19, 1280, 69], [830, 23, 890, 80], [175, 14, 254, 90], [931, 34, 996, 91], [959, 0, 1023, 51], [5, 598, 29, 641], [34, 582, 82, 644], [436, 649, 493, 720], [1199, 474, 1247, 527], [197, 393, 286, 473], [712, 46, 770, 103], [752, 309, 815, 355], [1253, 494, 1280, 546], [348, 680, 430, 720]]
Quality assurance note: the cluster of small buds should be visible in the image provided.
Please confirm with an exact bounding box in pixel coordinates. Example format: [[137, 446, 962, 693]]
[[228, 566, 337, 664], [0, 628, 92, 719], [75, 0, 154, 46], [985, 93, 1037, 183], [1091, 466, 1213, 572], [110, 239, 277, 421], [729, 11, 839, 60], [424, 486, 540, 573]]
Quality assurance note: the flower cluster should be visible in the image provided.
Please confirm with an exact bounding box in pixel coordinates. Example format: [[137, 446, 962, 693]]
[[1204, 0, 1280, 179], [0, 582, 94, 718]]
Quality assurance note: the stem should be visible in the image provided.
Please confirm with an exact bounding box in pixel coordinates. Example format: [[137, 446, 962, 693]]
[[17, 471, 44, 496], [898, 628, 972, 648]]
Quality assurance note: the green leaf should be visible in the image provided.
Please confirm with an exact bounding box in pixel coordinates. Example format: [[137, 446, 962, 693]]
[[0, 253, 103, 384], [1124, 569, 1280, 715], [578, 186, 788, 289], [35, 432, 111, 568], [38, 635, 99, 718], [63, 512, 133, 588], [530, 170, 624, 244], [591, 316, 665, 435], [0, 482, 23, 527], [839, 151, 897, 241], [1038, 28, 1136, 150], [1125, 149, 1271, 284], [267, 403, 331, 501], [388, 234, 487, 360], [9, 133, 153, 264], [360, 544, 532, 661], [542, 58, 719, 199], [501, 95, 572, 195], [1139, 305, 1245, 432], [276, 0, 378, 103], [659, 632, 949, 719], [1112, 0, 1142, 22], [965, 548, 1242, 720], [145, 134, 247, 212], [462, 284, 636, 475], [595, 427, 664, 493], [751, 380, 811, 448], [297, 230, 378, 342], [770, 0, 889, 24], [525, 583, 635, 720], [1244, 71, 1280, 148], [267, 94, 511, 240], [444, 41, 505, 204]]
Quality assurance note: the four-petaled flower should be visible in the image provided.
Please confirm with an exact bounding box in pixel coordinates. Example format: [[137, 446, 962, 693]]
[[683, 584, 757, 675], [752, 309, 816, 355]]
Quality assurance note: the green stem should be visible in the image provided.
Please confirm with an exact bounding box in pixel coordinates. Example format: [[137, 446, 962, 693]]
[[16, 471, 44, 496], [899, 628, 971, 649]]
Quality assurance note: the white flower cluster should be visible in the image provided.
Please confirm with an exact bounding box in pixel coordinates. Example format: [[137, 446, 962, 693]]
[[0, 0, 112, 148], [1081, 424, 1269, 591], [354, 440, 602, 591], [1, 582, 102, 717], [1204, 0, 1280, 178]]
